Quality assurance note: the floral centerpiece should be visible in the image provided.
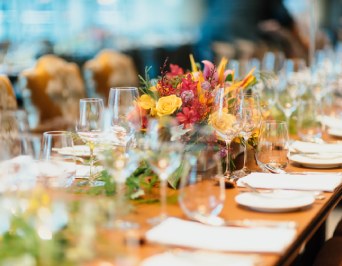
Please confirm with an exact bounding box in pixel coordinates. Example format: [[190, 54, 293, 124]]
[[86, 55, 259, 198], [137, 55, 256, 130], [132, 55, 257, 188]]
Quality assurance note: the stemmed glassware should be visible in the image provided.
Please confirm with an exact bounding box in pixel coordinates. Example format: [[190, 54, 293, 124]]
[[276, 58, 307, 130], [209, 87, 245, 184], [40, 131, 76, 188], [107, 87, 141, 148], [234, 92, 262, 178], [178, 125, 225, 224], [99, 147, 141, 229], [76, 98, 105, 185], [255, 121, 289, 173], [143, 117, 183, 223]]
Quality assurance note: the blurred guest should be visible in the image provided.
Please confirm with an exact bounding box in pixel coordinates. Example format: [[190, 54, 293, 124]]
[[196, 0, 309, 62]]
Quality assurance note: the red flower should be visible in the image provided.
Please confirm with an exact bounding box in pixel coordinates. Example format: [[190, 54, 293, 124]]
[[166, 64, 184, 78], [181, 74, 198, 94], [176, 106, 200, 128]]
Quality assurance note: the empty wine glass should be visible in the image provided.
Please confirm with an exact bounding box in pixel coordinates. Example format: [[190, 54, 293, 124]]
[[179, 126, 225, 224], [255, 121, 289, 173], [0, 134, 41, 193], [108, 87, 141, 148], [76, 98, 105, 185], [99, 147, 141, 229], [40, 131, 76, 188], [144, 117, 183, 223], [297, 98, 323, 143], [276, 58, 307, 129], [209, 87, 245, 183], [234, 92, 262, 178]]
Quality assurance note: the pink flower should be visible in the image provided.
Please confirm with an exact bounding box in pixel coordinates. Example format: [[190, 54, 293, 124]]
[[181, 90, 194, 103]]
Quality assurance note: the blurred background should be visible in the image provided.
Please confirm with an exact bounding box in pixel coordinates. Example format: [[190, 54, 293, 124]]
[[0, 0, 341, 100]]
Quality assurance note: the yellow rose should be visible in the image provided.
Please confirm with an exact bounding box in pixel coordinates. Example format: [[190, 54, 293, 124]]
[[156, 95, 182, 116], [138, 94, 155, 110], [208, 111, 236, 133]]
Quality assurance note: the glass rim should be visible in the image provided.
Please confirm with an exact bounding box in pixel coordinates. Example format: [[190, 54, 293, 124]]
[[80, 98, 104, 102], [109, 87, 138, 91], [261, 120, 287, 125], [43, 130, 71, 136]]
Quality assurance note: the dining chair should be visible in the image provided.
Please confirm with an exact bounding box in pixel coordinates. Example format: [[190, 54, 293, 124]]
[[83, 49, 138, 103], [0, 75, 17, 110], [19, 54, 85, 130]]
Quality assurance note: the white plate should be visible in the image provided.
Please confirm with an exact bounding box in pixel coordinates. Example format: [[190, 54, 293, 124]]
[[328, 128, 342, 138], [290, 154, 342, 169], [235, 191, 315, 213]]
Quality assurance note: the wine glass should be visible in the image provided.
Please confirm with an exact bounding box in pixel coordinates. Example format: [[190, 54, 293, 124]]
[[297, 98, 323, 143], [76, 98, 105, 185], [39, 131, 76, 188], [178, 126, 225, 224], [0, 134, 41, 193], [98, 147, 141, 229], [234, 92, 262, 178], [209, 87, 245, 184], [276, 58, 307, 129], [143, 117, 183, 224], [255, 121, 289, 173], [107, 87, 141, 148]]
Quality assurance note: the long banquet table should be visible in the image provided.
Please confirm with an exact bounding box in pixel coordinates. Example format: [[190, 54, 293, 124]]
[[123, 154, 341, 266]]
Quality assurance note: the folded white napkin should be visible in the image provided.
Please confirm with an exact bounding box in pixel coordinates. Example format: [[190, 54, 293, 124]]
[[145, 217, 296, 253], [319, 116, 342, 130], [291, 141, 342, 154], [141, 251, 259, 266], [0, 155, 38, 192], [238, 172, 342, 192]]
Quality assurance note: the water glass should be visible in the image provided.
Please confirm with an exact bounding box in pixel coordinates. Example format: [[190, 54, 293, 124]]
[[255, 121, 289, 173], [0, 134, 41, 192], [107, 87, 141, 147], [297, 99, 322, 142], [40, 131, 76, 188], [179, 133, 225, 223]]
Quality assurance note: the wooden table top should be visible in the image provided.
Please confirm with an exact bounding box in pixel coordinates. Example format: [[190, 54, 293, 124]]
[[43, 135, 342, 265]]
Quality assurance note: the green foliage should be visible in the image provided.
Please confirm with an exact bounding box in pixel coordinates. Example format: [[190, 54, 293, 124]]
[[138, 66, 157, 98]]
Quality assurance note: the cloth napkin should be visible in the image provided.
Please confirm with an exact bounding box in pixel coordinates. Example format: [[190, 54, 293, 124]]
[[319, 116, 342, 130], [290, 141, 342, 154], [145, 217, 296, 254], [237, 173, 342, 192], [141, 251, 259, 266]]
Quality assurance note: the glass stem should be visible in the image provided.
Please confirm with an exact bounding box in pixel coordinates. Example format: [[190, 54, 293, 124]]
[[225, 140, 231, 178], [285, 115, 290, 132], [160, 178, 167, 219], [242, 136, 248, 170], [89, 141, 94, 182], [116, 181, 125, 218]]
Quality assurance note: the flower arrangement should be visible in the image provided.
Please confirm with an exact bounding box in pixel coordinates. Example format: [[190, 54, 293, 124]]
[[137, 55, 256, 131], [82, 55, 260, 198]]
